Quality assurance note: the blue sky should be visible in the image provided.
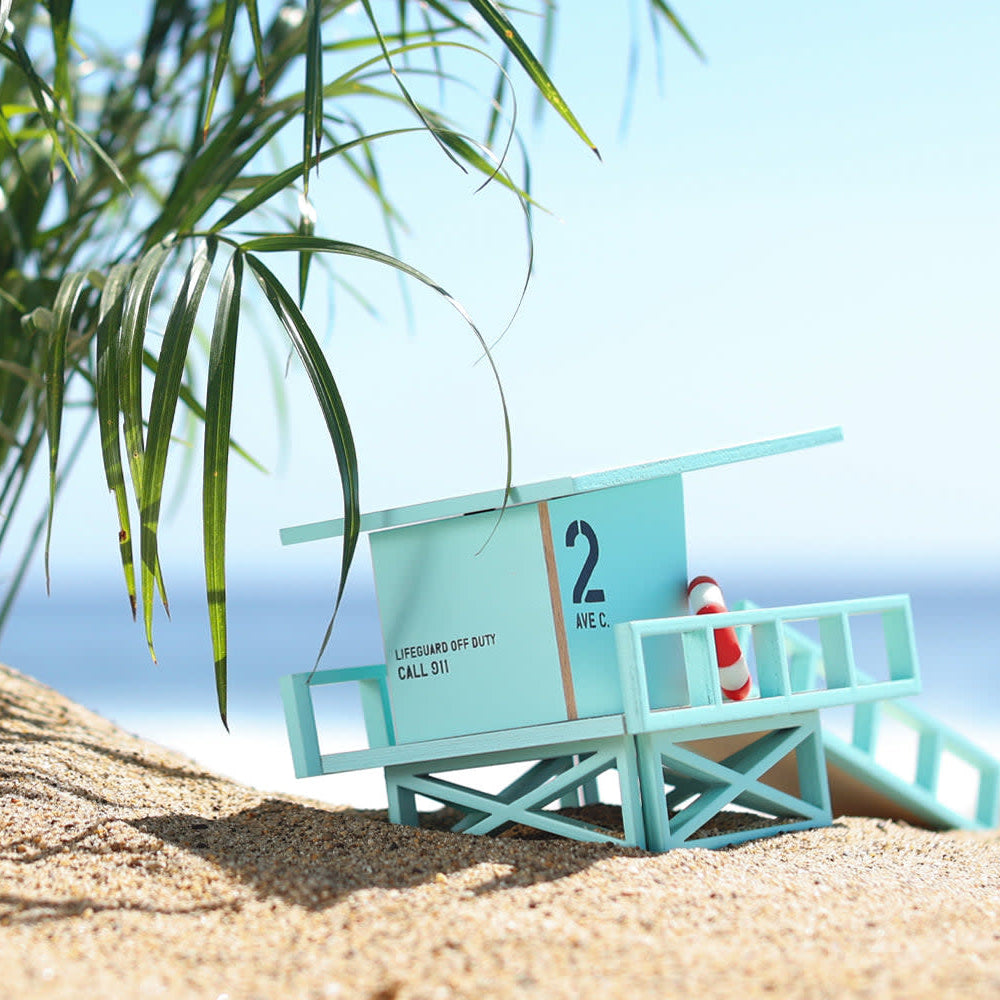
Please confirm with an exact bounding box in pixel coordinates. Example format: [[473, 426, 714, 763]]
[[14, 1, 1000, 596]]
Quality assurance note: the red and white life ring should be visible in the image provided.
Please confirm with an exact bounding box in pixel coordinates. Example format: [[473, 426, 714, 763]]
[[687, 575, 752, 701]]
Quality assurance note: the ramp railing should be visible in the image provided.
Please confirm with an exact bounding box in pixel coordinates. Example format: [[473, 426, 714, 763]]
[[733, 601, 1000, 829]]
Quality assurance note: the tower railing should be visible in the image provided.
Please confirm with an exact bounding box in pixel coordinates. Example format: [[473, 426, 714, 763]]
[[614, 596, 921, 734]]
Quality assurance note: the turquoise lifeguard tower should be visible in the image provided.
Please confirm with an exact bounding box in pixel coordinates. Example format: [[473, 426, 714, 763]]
[[280, 428, 999, 851]]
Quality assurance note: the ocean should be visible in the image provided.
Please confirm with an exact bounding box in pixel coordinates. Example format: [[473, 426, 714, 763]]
[[3, 566, 998, 814]]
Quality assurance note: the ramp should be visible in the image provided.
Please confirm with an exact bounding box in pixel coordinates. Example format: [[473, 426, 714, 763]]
[[735, 602, 1000, 830]]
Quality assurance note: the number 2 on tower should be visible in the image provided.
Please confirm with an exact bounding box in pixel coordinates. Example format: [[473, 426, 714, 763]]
[[565, 520, 606, 604]]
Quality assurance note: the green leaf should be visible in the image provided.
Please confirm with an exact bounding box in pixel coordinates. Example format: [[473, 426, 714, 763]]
[[152, 114, 288, 247], [297, 192, 315, 307], [243, 233, 513, 592], [244, 0, 268, 96], [0, 109, 33, 192], [358, 0, 464, 171], [43, 269, 87, 593], [532, 3, 556, 125], [203, 250, 243, 728], [649, 0, 706, 61], [140, 237, 218, 661], [435, 125, 533, 201], [119, 241, 172, 510], [64, 118, 131, 192], [118, 242, 176, 623], [418, 2, 447, 104], [484, 48, 511, 148], [95, 262, 138, 619], [467, 0, 600, 158], [2, 33, 75, 178], [302, 0, 323, 191], [141, 347, 265, 474], [210, 126, 421, 233], [49, 0, 74, 120], [138, 0, 183, 95], [418, 1, 476, 37], [246, 253, 359, 667], [202, 0, 240, 141], [396, 0, 407, 45]]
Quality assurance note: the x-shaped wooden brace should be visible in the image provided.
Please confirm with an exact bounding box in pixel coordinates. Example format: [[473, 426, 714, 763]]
[[390, 748, 630, 845], [653, 724, 827, 845]]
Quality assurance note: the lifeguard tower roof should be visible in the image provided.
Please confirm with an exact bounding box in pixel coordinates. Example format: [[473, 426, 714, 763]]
[[280, 425, 844, 545]]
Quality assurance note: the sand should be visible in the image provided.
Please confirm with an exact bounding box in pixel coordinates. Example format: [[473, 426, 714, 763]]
[[3, 661, 1000, 1000]]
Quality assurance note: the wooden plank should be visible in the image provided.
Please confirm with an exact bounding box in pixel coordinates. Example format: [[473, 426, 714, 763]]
[[638, 677, 921, 734], [280, 673, 322, 778], [314, 715, 626, 775], [538, 501, 577, 719], [280, 477, 576, 544], [280, 426, 843, 543], [573, 426, 843, 492]]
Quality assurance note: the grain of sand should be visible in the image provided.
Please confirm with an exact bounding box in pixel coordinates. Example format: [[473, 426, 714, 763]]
[[3, 662, 1000, 999]]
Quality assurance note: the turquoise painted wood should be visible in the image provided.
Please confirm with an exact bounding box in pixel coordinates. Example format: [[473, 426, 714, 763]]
[[634, 712, 832, 851], [370, 474, 689, 743], [313, 715, 624, 777], [733, 601, 1000, 831], [371, 501, 571, 743], [280, 665, 395, 778], [282, 595, 922, 851], [612, 597, 921, 734], [279, 427, 843, 546], [547, 478, 689, 720], [384, 736, 645, 849], [281, 428, 841, 747]]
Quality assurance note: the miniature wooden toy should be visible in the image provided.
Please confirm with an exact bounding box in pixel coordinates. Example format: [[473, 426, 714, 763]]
[[279, 427, 999, 850]]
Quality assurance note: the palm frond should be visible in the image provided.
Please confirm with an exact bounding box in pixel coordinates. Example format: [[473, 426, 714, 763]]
[[119, 242, 173, 509], [649, 0, 705, 61], [203, 0, 241, 141], [0, 0, 700, 725], [1, 32, 75, 176], [43, 269, 87, 591], [139, 237, 217, 659], [95, 262, 138, 618], [358, 0, 465, 171], [242, 232, 513, 545], [302, 0, 323, 190], [203, 250, 243, 728], [243, 0, 267, 96], [467, 0, 599, 158], [246, 251, 360, 670]]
